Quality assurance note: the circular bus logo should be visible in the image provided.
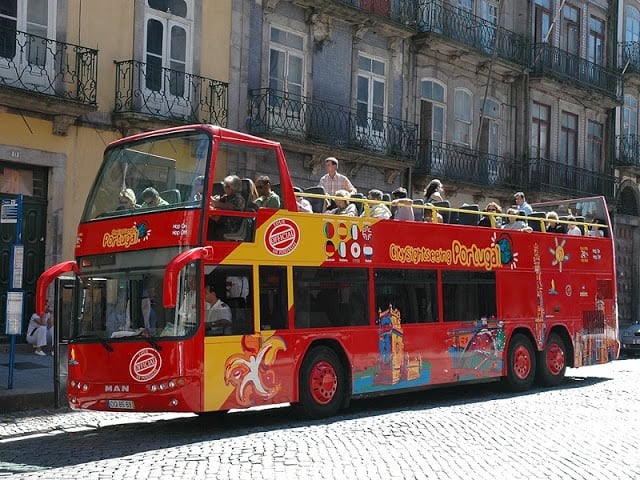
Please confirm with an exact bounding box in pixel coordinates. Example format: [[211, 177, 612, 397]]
[[265, 219, 300, 256], [129, 348, 162, 383]]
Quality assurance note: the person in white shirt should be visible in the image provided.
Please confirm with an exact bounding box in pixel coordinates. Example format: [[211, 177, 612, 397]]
[[361, 189, 391, 219], [204, 284, 232, 335], [26, 312, 52, 356], [566, 216, 582, 236]]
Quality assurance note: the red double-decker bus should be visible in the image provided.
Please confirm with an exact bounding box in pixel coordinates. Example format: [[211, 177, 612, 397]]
[[37, 125, 618, 418]]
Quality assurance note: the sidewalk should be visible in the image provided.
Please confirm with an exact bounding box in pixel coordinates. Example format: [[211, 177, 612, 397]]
[[0, 343, 57, 413]]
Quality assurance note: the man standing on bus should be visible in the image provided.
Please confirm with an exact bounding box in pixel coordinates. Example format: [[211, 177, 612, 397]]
[[319, 157, 357, 196], [204, 283, 232, 335], [514, 191, 533, 216]]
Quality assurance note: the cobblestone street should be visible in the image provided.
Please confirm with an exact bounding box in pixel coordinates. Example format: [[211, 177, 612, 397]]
[[1, 358, 639, 479]]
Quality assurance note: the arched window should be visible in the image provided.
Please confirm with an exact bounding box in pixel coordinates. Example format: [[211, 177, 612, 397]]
[[626, 6, 640, 43]]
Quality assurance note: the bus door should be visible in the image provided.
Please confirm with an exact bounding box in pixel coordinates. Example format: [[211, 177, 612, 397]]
[[54, 275, 77, 408]]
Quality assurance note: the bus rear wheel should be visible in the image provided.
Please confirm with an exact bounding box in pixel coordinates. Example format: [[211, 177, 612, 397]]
[[298, 346, 345, 419], [503, 333, 536, 392], [536, 333, 567, 387]]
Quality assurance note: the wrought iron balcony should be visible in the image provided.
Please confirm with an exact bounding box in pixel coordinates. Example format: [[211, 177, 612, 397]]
[[619, 41, 640, 74], [114, 60, 228, 126], [248, 88, 417, 162], [330, 0, 418, 28], [530, 44, 621, 101], [617, 134, 640, 167], [527, 157, 616, 200], [415, 140, 518, 188], [0, 26, 97, 105], [416, 1, 529, 67]]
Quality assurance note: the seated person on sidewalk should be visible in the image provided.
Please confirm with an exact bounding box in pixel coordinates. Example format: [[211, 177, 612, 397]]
[[26, 312, 53, 356]]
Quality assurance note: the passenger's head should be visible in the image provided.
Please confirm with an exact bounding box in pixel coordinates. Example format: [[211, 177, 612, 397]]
[[485, 202, 502, 214], [141, 187, 160, 206], [367, 189, 383, 201], [334, 189, 350, 208], [223, 175, 242, 194], [255, 175, 272, 195], [514, 191, 526, 206], [392, 187, 408, 199], [324, 157, 338, 174], [505, 207, 519, 222], [119, 188, 137, 209], [425, 179, 444, 200], [546, 211, 559, 224]]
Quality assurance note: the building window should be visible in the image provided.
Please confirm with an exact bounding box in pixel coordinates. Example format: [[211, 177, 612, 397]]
[[269, 26, 304, 98], [561, 4, 580, 56], [623, 95, 638, 137], [588, 16, 604, 65], [625, 6, 640, 43], [357, 54, 386, 137], [420, 80, 446, 143], [0, 0, 55, 66], [144, 0, 191, 95], [560, 111, 578, 166], [531, 101, 550, 159], [534, 0, 551, 43], [454, 89, 472, 147], [586, 121, 603, 172]]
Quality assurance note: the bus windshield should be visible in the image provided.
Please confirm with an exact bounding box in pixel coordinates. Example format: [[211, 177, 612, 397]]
[[73, 248, 198, 341], [83, 130, 210, 221]]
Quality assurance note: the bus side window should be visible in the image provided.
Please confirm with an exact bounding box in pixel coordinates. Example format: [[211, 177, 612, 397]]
[[259, 266, 288, 330]]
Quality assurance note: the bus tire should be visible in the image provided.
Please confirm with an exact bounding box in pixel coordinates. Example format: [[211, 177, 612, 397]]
[[298, 346, 345, 419], [535, 333, 567, 387], [503, 333, 536, 392]]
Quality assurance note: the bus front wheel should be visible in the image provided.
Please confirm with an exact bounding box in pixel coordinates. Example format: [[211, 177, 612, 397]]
[[535, 333, 567, 387], [503, 333, 536, 392], [298, 346, 345, 419]]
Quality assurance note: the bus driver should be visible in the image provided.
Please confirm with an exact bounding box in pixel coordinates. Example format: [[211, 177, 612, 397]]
[[204, 283, 232, 335]]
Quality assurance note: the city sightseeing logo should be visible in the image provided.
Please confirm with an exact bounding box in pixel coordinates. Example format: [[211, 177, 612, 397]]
[[102, 222, 151, 249]]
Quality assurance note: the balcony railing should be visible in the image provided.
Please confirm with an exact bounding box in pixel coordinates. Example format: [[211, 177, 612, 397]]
[[617, 134, 640, 167], [416, 1, 529, 67], [619, 41, 640, 74], [0, 26, 97, 105], [530, 44, 621, 101], [248, 88, 417, 162], [527, 157, 616, 199], [114, 60, 228, 126], [331, 0, 418, 28], [415, 140, 518, 188]]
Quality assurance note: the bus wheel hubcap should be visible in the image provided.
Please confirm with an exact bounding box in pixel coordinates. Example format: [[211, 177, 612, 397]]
[[513, 345, 531, 380], [309, 361, 337, 405], [546, 343, 565, 375]]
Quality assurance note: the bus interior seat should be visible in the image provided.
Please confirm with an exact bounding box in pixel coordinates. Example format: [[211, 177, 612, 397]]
[[457, 204, 479, 225], [241, 178, 258, 211], [303, 186, 327, 213], [431, 201, 451, 223], [528, 211, 546, 232], [412, 198, 425, 222], [212, 181, 224, 197], [350, 192, 365, 216], [382, 193, 392, 203], [161, 189, 181, 204]]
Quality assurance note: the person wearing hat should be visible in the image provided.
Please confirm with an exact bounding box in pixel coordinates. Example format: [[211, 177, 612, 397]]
[[319, 156, 357, 196], [141, 187, 169, 208], [26, 311, 52, 356]]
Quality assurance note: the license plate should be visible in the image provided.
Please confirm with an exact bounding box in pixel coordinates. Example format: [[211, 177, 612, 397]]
[[107, 399, 135, 409]]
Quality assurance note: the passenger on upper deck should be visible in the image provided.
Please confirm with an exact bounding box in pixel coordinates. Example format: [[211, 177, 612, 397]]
[[502, 208, 532, 232], [424, 179, 445, 203], [141, 187, 169, 208], [589, 219, 605, 237], [392, 187, 414, 221], [545, 211, 566, 234], [255, 175, 281, 209], [210, 175, 245, 211], [190, 176, 205, 201], [361, 189, 392, 219], [296, 194, 313, 213], [319, 157, 357, 196], [117, 188, 139, 210], [327, 190, 358, 216], [478, 202, 502, 227], [566, 215, 582, 236], [513, 191, 533, 216]]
